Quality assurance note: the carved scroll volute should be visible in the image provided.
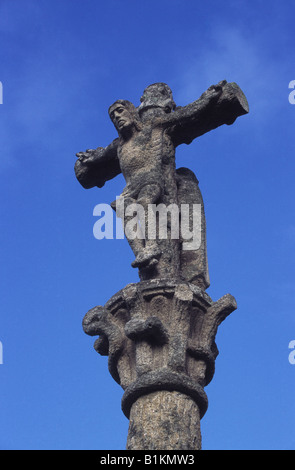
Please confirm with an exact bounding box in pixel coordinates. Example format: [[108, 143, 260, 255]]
[[82, 300, 136, 389], [187, 293, 237, 386], [82, 305, 125, 384]]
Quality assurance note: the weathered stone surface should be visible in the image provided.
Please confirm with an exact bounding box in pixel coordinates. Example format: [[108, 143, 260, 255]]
[[75, 81, 248, 283], [76, 81, 248, 449], [126, 391, 202, 450], [82, 280, 237, 448]]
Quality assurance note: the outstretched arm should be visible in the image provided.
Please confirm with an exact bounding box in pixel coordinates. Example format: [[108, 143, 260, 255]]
[[74, 138, 121, 189], [166, 81, 249, 147]]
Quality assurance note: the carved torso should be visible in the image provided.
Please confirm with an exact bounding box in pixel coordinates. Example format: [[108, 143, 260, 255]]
[[117, 121, 175, 197]]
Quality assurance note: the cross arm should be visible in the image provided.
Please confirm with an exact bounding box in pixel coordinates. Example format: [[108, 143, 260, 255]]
[[167, 81, 249, 147], [74, 138, 121, 189]]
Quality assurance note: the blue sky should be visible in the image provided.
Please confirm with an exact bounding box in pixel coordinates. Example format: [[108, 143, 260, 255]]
[[0, 0, 294, 450]]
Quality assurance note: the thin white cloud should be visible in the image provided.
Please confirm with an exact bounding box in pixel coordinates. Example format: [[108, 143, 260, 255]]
[[174, 26, 286, 114]]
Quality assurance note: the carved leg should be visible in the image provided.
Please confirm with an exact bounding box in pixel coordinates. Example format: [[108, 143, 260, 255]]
[[132, 184, 163, 269], [112, 195, 145, 262]]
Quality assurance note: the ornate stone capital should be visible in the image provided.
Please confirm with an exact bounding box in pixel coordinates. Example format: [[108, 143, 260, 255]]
[[82, 279, 237, 419]]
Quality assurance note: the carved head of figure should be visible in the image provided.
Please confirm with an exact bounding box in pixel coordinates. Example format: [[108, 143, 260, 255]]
[[138, 83, 176, 115], [108, 100, 141, 136]]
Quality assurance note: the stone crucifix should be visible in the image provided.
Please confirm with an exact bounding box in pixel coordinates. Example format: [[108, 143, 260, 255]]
[[75, 81, 248, 289], [75, 81, 248, 450]]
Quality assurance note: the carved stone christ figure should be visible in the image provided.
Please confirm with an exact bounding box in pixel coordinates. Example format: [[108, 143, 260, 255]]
[[108, 99, 163, 270], [75, 81, 248, 289]]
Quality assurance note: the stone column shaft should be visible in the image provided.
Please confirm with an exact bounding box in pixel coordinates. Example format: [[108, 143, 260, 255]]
[[127, 390, 201, 450]]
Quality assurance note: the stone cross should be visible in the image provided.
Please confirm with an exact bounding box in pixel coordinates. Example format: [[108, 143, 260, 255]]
[[75, 81, 248, 450]]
